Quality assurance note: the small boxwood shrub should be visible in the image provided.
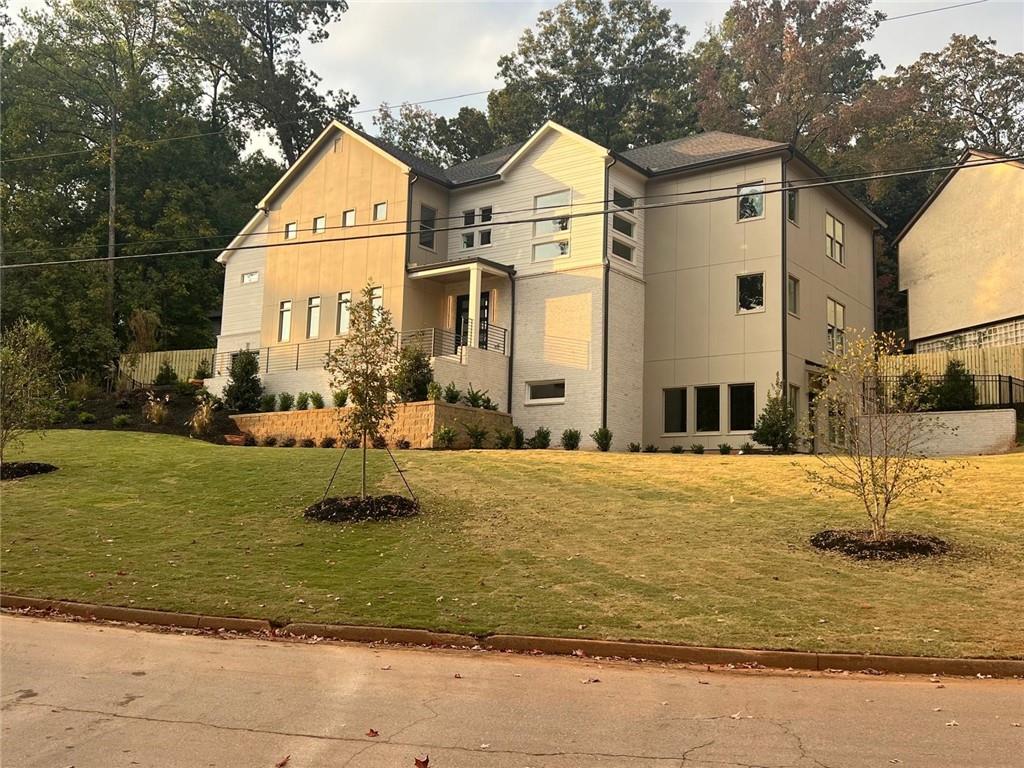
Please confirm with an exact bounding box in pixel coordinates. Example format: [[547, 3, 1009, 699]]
[[300, 437, 316, 448], [309, 392, 325, 409], [494, 429, 513, 449], [112, 414, 130, 428], [443, 382, 461, 404], [627, 442, 641, 452], [590, 427, 613, 452], [395, 438, 411, 449], [243, 434, 258, 446], [259, 393, 277, 412], [193, 358, 212, 380], [465, 422, 489, 449], [527, 426, 551, 449], [153, 359, 178, 386], [718, 443, 732, 455], [344, 436, 361, 449], [435, 425, 457, 449], [280, 436, 297, 448], [740, 441, 754, 454], [175, 380, 197, 398], [277, 392, 295, 411], [427, 381, 443, 401], [561, 428, 581, 450], [260, 435, 277, 447], [319, 436, 337, 448], [670, 444, 683, 454], [371, 434, 388, 449], [513, 426, 525, 449], [690, 443, 705, 454], [295, 391, 311, 411], [332, 389, 348, 407], [643, 444, 658, 453]]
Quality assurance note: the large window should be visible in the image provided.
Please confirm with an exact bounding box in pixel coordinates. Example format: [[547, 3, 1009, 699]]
[[373, 202, 387, 221], [336, 292, 351, 334], [533, 241, 569, 261], [342, 209, 356, 227], [737, 273, 765, 313], [306, 296, 321, 339], [825, 212, 845, 265], [664, 388, 687, 434], [284, 222, 297, 240], [737, 182, 765, 220], [312, 215, 326, 234], [526, 380, 565, 403], [729, 384, 755, 431], [419, 205, 436, 249], [695, 386, 720, 432], [278, 300, 292, 342], [827, 297, 846, 352], [534, 190, 571, 235], [787, 275, 800, 316]]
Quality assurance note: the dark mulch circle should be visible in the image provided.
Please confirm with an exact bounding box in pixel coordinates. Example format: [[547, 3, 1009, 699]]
[[304, 495, 420, 523], [810, 529, 949, 561], [1, 462, 58, 481]]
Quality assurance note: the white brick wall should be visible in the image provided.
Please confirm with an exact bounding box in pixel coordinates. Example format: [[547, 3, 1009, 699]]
[[861, 409, 1018, 456], [606, 268, 644, 450]]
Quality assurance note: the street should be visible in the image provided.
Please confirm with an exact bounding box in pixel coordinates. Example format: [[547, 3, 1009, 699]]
[[1, 615, 1021, 767]]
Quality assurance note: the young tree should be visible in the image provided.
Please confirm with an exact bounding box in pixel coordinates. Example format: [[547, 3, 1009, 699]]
[[221, 349, 263, 413], [805, 331, 958, 541], [323, 284, 400, 498], [0, 320, 61, 465], [752, 374, 796, 452]]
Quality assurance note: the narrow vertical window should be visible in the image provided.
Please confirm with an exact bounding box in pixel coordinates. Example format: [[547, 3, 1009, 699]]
[[306, 296, 321, 339], [664, 388, 687, 433], [342, 209, 356, 227], [695, 386, 721, 432], [826, 213, 845, 265], [827, 297, 846, 352], [419, 205, 436, 249], [787, 275, 800, 316], [786, 189, 798, 224], [371, 286, 383, 319], [729, 384, 755, 431], [336, 291, 351, 334], [463, 210, 475, 226], [278, 300, 292, 342]]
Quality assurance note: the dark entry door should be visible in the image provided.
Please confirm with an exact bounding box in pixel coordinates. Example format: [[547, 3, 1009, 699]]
[[455, 292, 490, 351]]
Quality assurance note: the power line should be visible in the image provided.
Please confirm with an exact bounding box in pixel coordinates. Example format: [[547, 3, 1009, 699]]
[[3, 155, 1019, 271], [1, 129, 229, 164], [2, 154, 1006, 258], [880, 0, 990, 22]]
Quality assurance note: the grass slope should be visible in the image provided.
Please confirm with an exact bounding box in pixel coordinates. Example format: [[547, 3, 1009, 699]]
[[2, 431, 1022, 658]]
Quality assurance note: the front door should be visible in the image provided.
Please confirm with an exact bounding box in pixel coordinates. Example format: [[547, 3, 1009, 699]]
[[454, 292, 490, 351]]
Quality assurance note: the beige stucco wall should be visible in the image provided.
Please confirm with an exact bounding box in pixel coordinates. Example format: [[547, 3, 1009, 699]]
[[899, 157, 1024, 344]]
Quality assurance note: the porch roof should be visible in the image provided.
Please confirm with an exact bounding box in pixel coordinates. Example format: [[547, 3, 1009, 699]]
[[407, 257, 515, 282]]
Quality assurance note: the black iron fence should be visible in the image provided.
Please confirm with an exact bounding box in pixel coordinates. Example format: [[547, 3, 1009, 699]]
[[874, 374, 1024, 416]]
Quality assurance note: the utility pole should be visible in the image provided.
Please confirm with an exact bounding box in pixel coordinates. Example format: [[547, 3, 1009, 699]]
[[107, 115, 117, 329]]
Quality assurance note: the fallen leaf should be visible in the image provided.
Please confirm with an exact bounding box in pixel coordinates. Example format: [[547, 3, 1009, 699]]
[[275, 756, 290, 768], [933, 707, 942, 712], [582, 677, 600, 684], [366, 728, 379, 737], [698, 680, 710, 685], [414, 756, 429, 768], [945, 720, 959, 727], [480, 743, 490, 749], [454, 673, 462, 679], [380, 665, 392, 671]]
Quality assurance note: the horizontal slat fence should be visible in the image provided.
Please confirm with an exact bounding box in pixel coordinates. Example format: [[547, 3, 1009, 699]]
[[122, 348, 216, 383], [881, 345, 1024, 379]]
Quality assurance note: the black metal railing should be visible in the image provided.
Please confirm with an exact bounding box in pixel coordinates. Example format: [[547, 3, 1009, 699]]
[[874, 374, 1024, 416]]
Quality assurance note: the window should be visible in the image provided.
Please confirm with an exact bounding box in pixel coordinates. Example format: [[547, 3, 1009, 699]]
[[463, 210, 475, 226], [480, 206, 493, 223], [612, 214, 634, 238], [241, 271, 259, 284], [664, 388, 687, 434], [278, 300, 292, 342], [312, 215, 326, 234], [461, 232, 475, 249], [419, 205, 436, 249], [527, 380, 565, 402], [611, 239, 634, 261], [370, 286, 383, 317], [535, 189, 570, 209], [737, 273, 765, 313], [695, 386, 720, 432], [825, 212, 845, 265], [827, 297, 846, 352], [479, 229, 492, 247], [786, 189, 799, 224], [737, 182, 765, 220], [336, 292, 351, 334], [729, 384, 755, 431], [534, 190, 571, 235], [373, 202, 387, 221], [533, 241, 569, 261], [535, 216, 570, 236], [284, 222, 297, 240], [342, 209, 356, 227], [787, 275, 800, 316], [613, 189, 635, 211], [788, 384, 800, 417], [306, 296, 321, 339]]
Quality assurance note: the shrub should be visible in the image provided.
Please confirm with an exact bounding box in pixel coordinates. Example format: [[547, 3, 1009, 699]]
[[462, 384, 489, 409], [319, 436, 337, 448], [174, 381, 197, 399], [67, 375, 98, 403], [513, 425, 525, 449], [394, 346, 434, 402], [442, 382, 461, 404], [561, 428, 581, 450], [280, 436, 297, 447], [752, 374, 796, 453], [670, 444, 683, 454], [465, 422, 489, 448], [891, 369, 935, 412], [153, 358, 178, 386], [222, 350, 264, 413], [143, 393, 170, 425], [243, 434, 257, 446], [259, 393, 277, 412], [627, 442, 641, 452], [188, 398, 216, 437], [371, 434, 388, 449], [740, 441, 754, 454], [260, 435, 277, 447], [112, 414, 130, 429], [300, 437, 316, 448], [494, 429, 513, 449], [526, 426, 551, 449], [590, 427, 613, 452], [435, 424, 457, 449], [309, 392, 325, 409], [0, 320, 60, 463], [642, 444, 658, 453], [718, 443, 732, 455], [932, 359, 978, 411], [193, 358, 212, 379], [690, 443, 705, 454], [427, 381, 443, 401], [395, 438, 411, 449], [295, 391, 311, 411], [344, 436, 361, 449], [332, 388, 348, 407], [277, 392, 295, 411]]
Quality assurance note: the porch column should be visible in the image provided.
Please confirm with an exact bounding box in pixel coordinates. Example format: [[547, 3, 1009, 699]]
[[468, 263, 483, 348]]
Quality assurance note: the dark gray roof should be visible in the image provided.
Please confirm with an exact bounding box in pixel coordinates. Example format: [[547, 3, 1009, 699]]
[[619, 131, 788, 175], [349, 125, 452, 185], [444, 143, 525, 184]]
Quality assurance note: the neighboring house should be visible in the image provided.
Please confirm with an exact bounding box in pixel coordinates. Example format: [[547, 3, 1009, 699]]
[[208, 120, 881, 449], [896, 149, 1024, 352]]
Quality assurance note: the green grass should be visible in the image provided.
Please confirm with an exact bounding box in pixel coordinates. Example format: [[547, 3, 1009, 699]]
[[3, 430, 1023, 658]]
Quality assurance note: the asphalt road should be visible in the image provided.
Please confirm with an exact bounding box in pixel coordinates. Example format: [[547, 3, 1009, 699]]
[[1, 615, 1021, 767]]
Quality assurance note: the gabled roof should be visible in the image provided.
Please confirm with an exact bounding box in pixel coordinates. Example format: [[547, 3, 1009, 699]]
[[216, 210, 266, 264], [618, 131, 788, 175], [894, 148, 1023, 244], [445, 143, 525, 184]]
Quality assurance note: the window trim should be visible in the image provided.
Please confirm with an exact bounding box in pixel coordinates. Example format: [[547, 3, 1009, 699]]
[[736, 272, 766, 315], [662, 387, 687, 435], [342, 209, 356, 228], [336, 291, 351, 335], [370, 286, 383, 318], [787, 274, 800, 317], [524, 379, 566, 406], [728, 383, 756, 433], [284, 222, 298, 240], [737, 181, 766, 222], [695, 385, 721, 433], [278, 300, 292, 343], [372, 201, 388, 221], [312, 215, 326, 234], [306, 295, 321, 339]]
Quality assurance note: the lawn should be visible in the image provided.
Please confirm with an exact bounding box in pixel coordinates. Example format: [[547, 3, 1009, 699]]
[[2, 430, 1022, 659]]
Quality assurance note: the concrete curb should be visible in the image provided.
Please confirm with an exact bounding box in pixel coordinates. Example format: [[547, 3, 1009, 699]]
[[3, 594, 1021, 677]]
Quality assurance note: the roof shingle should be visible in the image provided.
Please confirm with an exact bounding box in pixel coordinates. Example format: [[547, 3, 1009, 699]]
[[619, 131, 788, 175]]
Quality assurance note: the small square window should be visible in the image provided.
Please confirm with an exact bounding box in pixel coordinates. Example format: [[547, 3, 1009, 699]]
[[737, 273, 765, 313], [787, 275, 800, 315], [612, 214, 634, 238], [373, 202, 387, 221], [342, 209, 356, 227], [695, 386, 720, 432], [284, 222, 297, 240], [241, 271, 259, 284], [480, 206, 493, 223], [737, 182, 765, 220], [463, 210, 475, 226], [533, 241, 569, 261], [729, 383, 755, 431], [786, 190, 798, 224], [479, 229, 492, 246], [664, 388, 686, 433], [611, 239, 633, 262], [461, 232, 475, 249], [527, 380, 565, 402], [312, 215, 326, 234]]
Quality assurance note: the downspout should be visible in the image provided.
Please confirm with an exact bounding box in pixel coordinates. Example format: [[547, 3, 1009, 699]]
[[781, 151, 791, 391], [506, 272, 516, 414], [601, 155, 615, 429]]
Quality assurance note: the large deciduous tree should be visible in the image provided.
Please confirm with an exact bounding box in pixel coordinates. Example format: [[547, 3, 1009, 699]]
[[373, 104, 496, 167]]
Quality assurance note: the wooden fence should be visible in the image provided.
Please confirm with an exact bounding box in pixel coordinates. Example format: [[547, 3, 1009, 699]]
[[122, 348, 216, 384], [880, 345, 1024, 379]]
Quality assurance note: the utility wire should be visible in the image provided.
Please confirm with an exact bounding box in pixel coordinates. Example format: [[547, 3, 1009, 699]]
[[3, 155, 1019, 271], [881, 0, 990, 22]]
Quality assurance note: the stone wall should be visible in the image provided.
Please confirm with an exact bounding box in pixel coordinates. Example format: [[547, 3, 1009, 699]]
[[230, 401, 512, 449]]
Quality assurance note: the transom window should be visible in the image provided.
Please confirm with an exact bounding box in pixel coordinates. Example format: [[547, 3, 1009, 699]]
[[533, 241, 569, 261], [342, 209, 356, 227], [373, 202, 387, 221], [419, 205, 436, 249], [787, 275, 800, 316], [312, 215, 326, 234], [737, 182, 765, 220], [664, 388, 687, 434], [612, 214, 634, 238], [526, 380, 565, 403], [306, 296, 321, 339], [336, 292, 351, 334], [827, 297, 846, 352], [284, 222, 297, 240], [611, 239, 633, 262], [241, 271, 259, 284], [826, 212, 845, 265], [612, 189, 635, 211], [737, 273, 765, 313], [278, 300, 292, 342]]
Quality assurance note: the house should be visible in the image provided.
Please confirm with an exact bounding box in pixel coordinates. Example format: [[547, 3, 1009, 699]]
[[896, 149, 1024, 352], [207, 120, 881, 449]]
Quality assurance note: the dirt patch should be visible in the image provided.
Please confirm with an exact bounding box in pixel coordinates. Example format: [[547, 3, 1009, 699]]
[[304, 495, 419, 523], [1, 462, 58, 481], [810, 529, 949, 560]]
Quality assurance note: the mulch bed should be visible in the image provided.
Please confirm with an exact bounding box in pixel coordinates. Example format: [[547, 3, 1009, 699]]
[[810, 529, 949, 560], [304, 495, 420, 523], [1, 462, 58, 481]]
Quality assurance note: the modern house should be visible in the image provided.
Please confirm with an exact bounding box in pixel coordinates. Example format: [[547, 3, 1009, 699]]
[[896, 149, 1024, 352], [208, 119, 881, 449]]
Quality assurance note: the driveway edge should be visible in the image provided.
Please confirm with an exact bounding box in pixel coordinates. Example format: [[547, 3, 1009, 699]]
[[3, 594, 1021, 677]]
